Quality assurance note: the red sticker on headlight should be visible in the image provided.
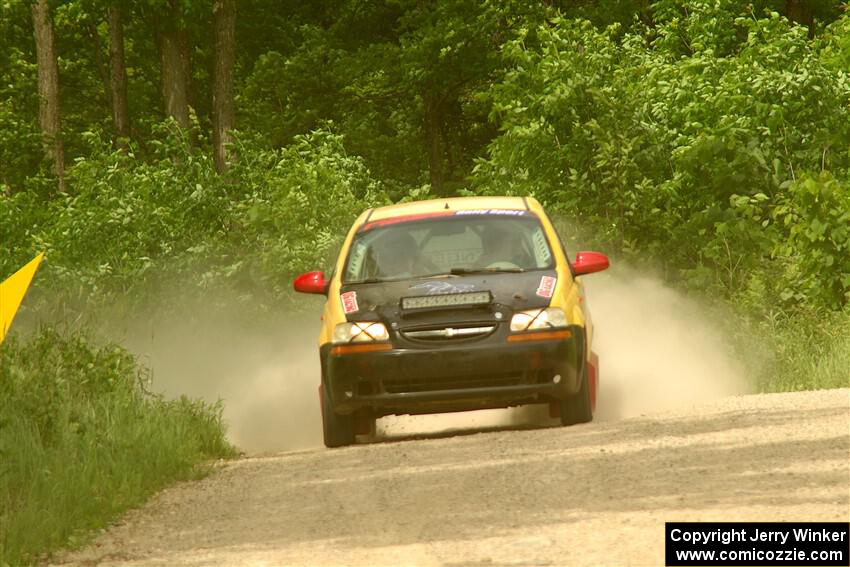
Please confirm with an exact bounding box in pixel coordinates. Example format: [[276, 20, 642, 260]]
[[536, 275, 556, 298], [341, 291, 359, 313]]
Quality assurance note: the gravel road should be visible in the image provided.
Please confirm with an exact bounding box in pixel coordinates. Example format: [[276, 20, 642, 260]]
[[53, 388, 849, 566]]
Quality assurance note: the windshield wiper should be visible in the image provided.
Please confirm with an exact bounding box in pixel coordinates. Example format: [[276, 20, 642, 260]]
[[345, 277, 386, 284], [412, 272, 459, 279], [449, 267, 525, 275]]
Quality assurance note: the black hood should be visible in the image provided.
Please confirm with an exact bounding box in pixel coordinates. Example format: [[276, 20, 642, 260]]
[[339, 270, 557, 325]]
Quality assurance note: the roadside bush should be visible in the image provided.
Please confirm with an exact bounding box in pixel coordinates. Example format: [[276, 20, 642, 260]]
[[475, 4, 850, 392], [772, 173, 850, 309], [218, 128, 388, 304], [0, 125, 388, 319], [475, 6, 850, 307], [0, 328, 236, 566]]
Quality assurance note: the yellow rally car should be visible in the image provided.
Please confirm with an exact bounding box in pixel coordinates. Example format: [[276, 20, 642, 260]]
[[294, 196, 609, 447]]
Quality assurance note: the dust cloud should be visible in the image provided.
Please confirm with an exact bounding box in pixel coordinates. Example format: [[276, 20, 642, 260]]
[[114, 265, 748, 453], [117, 301, 325, 454], [582, 264, 749, 420]]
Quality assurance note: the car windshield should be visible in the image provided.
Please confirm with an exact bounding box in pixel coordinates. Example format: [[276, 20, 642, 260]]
[[343, 213, 556, 283]]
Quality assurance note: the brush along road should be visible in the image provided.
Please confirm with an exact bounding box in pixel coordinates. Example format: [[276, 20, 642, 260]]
[[54, 388, 848, 566]]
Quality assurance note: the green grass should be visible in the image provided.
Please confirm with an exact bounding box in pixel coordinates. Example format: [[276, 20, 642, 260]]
[[0, 329, 237, 566], [770, 310, 850, 392], [726, 305, 850, 393], [809, 332, 850, 390]]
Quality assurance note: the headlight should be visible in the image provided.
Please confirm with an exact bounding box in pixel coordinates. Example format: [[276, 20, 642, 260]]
[[510, 307, 567, 332], [333, 322, 390, 343]]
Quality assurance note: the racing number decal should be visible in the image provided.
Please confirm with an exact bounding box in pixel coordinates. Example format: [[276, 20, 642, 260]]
[[341, 291, 359, 314], [536, 275, 556, 298]]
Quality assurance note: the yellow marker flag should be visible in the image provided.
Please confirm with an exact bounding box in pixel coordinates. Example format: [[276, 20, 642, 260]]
[[0, 252, 44, 345]]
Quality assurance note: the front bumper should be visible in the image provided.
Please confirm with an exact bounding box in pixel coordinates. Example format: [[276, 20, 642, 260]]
[[322, 326, 585, 416]]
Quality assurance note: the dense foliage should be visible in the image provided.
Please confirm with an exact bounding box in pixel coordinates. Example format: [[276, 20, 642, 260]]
[[2, 128, 387, 316], [477, 5, 850, 310], [2, 0, 846, 310]]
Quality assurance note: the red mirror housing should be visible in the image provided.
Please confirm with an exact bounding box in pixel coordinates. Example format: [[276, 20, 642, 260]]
[[573, 252, 609, 276], [293, 271, 328, 295]]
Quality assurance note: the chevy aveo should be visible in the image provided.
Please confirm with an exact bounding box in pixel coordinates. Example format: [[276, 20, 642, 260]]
[[294, 196, 609, 447]]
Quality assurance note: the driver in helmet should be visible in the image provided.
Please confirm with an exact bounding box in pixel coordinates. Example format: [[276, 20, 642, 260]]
[[478, 225, 527, 268], [373, 232, 418, 279]]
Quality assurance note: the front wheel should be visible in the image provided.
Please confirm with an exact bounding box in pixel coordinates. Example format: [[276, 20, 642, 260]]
[[559, 362, 593, 426], [321, 384, 356, 448]]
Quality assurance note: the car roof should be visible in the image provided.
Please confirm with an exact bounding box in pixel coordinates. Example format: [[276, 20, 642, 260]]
[[367, 196, 533, 222]]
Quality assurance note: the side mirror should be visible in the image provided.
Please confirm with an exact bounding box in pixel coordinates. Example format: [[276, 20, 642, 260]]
[[573, 252, 609, 276], [293, 271, 328, 295]]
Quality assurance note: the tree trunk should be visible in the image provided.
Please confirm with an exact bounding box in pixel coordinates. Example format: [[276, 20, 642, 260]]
[[31, 0, 65, 193], [212, 0, 236, 173], [424, 91, 445, 195], [108, 4, 130, 144], [786, 0, 815, 38], [159, 0, 190, 128], [179, 29, 195, 116], [86, 20, 111, 110]]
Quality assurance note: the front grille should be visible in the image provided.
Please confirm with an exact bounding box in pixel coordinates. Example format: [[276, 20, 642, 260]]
[[381, 371, 523, 394], [400, 325, 495, 342]]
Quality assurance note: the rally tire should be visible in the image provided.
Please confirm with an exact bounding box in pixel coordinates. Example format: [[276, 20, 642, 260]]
[[559, 362, 593, 426], [354, 412, 377, 437], [322, 385, 356, 448]]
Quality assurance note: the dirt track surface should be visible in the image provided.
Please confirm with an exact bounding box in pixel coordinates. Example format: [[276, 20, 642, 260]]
[[54, 388, 849, 566]]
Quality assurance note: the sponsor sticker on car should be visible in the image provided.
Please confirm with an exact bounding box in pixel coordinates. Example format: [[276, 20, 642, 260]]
[[454, 209, 527, 216], [340, 291, 359, 314], [536, 275, 556, 298]]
